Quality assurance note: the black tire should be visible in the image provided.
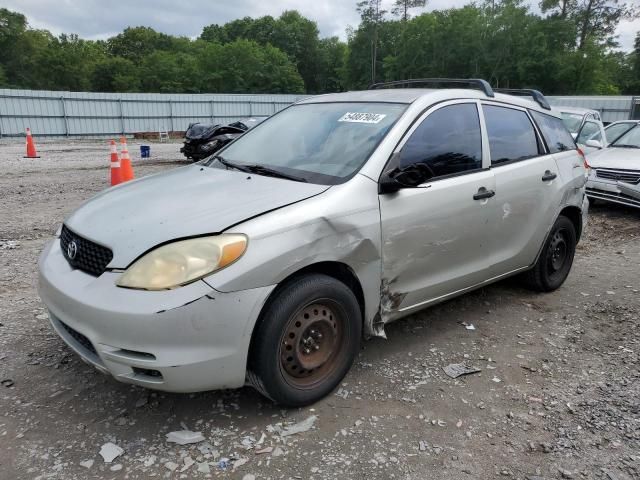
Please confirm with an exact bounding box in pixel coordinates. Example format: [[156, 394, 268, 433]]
[[522, 215, 577, 292], [248, 273, 361, 407]]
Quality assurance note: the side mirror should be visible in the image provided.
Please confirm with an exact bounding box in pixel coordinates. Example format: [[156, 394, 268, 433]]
[[585, 139, 603, 149], [378, 164, 431, 194], [379, 170, 404, 194]]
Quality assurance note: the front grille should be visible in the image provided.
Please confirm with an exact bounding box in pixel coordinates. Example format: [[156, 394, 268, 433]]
[[595, 168, 640, 184], [59, 320, 97, 356], [60, 225, 113, 277]]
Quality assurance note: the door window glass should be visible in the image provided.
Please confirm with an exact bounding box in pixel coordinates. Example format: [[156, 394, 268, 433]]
[[530, 111, 576, 153], [484, 105, 540, 165], [577, 121, 602, 145], [398, 103, 482, 179]]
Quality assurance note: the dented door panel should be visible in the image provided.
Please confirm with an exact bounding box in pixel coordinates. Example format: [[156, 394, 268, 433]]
[[378, 169, 496, 322]]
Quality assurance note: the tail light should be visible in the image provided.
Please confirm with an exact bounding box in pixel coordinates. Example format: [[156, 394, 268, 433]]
[[577, 147, 590, 170]]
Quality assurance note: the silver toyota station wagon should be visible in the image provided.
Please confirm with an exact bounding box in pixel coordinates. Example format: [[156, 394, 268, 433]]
[[38, 79, 589, 406]]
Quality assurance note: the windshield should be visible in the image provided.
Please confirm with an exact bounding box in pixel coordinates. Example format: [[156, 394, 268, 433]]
[[605, 122, 636, 144], [611, 124, 640, 148], [560, 112, 584, 133], [208, 102, 407, 184]]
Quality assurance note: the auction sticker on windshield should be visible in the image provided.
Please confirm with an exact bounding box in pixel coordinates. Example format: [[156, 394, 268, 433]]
[[338, 112, 387, 124]]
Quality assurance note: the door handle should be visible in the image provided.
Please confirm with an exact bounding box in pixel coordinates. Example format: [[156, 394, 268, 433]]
[[542, 171, 557, 181], [473, 187, 495, 201]]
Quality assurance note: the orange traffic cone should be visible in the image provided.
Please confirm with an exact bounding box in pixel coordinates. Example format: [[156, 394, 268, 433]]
[[24, 128, 40, 158], [110, 140, 123, 186], [119, 137, 135, 182]]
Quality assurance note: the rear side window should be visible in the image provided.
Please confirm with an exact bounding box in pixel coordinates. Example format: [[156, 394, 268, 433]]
[[484, 105, 540, 165], [530, 111, 576, 153], [398, 103, 482, 178]]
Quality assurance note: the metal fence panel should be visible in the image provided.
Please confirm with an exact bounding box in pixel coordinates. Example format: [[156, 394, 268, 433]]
[[2, 89, 636, 138], [547, 96, 636, 123], [0, 89, 307, 137]]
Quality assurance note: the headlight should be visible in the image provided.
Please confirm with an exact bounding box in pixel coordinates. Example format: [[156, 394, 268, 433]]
[[116, 234, 247, 290]]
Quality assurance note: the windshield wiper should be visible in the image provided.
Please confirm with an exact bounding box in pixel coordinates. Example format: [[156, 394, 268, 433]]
[[243, 164, 308, 183], [214, 155, 252, 172], [214, 156, 307, 182], [612, 144, 640, 149]]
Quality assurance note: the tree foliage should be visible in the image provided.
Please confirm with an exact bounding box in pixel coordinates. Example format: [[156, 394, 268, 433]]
[[391, 0, 427, 21], [0, 3, 638, 95]]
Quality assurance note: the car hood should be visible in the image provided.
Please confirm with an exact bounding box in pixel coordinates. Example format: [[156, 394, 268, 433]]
[[65, 165, 330, 267], [587, 147, 640, 170]]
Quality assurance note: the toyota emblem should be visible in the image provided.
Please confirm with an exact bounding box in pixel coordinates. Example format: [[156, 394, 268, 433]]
[[67, 240, 78, 260]]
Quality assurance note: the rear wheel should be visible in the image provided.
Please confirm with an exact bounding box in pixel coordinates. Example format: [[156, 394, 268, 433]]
[[522, 215, 576, 292], [248, 274, 361, 407]]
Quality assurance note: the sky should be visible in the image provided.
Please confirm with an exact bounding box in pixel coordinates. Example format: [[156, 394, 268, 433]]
[[2, 0, 639, 51]]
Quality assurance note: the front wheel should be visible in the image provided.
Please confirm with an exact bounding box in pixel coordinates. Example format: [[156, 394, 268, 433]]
[[522, 215, 577, 292], [248, 274, 361, 407]]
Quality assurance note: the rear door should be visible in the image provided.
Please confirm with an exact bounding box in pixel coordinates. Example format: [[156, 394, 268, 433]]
[[481, 103, 562, 276], [379, 100, 496, 318], [530, 110, 587, 199]]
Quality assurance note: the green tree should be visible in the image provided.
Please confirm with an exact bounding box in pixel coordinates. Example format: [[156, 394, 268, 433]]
[[541, 0, 638, 50], [356, 0, 387, 84], [194, 39, 304, 93], [200, 11, 324, 92], [0, 64, 7, 86], [107, 27, 176, 62], [391, 0, 427, 21], [91, 56, 141, 92], [317, 37, 348, 92], [0, 8, 27, 64]]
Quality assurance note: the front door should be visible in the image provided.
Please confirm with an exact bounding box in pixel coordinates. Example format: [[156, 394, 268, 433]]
[[379, 101, 496, 320]]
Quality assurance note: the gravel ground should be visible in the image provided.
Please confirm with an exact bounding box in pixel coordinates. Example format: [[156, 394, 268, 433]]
[[0, 139, 639, 480]]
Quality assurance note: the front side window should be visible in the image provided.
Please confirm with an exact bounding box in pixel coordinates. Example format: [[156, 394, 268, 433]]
[[209, 102, 407, 185], [484, 105, 540, 165], [530, 111, 576, 153], [397, 103, 482, 178]]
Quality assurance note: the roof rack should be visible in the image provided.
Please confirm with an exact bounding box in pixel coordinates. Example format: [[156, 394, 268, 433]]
[[493, 88, 551, 110], [368, 78, 495, 98]]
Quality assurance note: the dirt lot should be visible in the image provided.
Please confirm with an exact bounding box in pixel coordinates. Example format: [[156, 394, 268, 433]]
[[0, 139, 639, 480]]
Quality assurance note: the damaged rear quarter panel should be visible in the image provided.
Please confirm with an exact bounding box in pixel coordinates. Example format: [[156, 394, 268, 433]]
[[202, 174, 384, 337]]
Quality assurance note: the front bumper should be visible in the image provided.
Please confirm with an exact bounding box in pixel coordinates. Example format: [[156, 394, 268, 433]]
[[38, 239, 274, 392], [586, 176, 640, 209]]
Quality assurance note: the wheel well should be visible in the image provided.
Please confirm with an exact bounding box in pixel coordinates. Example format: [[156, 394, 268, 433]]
[[559, 206, 583, 241], [279, 262, 366, 320]]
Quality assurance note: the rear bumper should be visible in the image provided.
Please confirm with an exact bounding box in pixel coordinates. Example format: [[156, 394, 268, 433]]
[[38, 239, 274, 392]]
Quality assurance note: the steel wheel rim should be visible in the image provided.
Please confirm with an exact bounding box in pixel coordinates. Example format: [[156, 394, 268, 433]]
[[279, 300, 345, 389], [548, 228, 568, 273]]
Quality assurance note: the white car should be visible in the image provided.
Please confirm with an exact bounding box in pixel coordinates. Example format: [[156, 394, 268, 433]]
[[586, 122, 640, 209], [553, 106, 607, 152]]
